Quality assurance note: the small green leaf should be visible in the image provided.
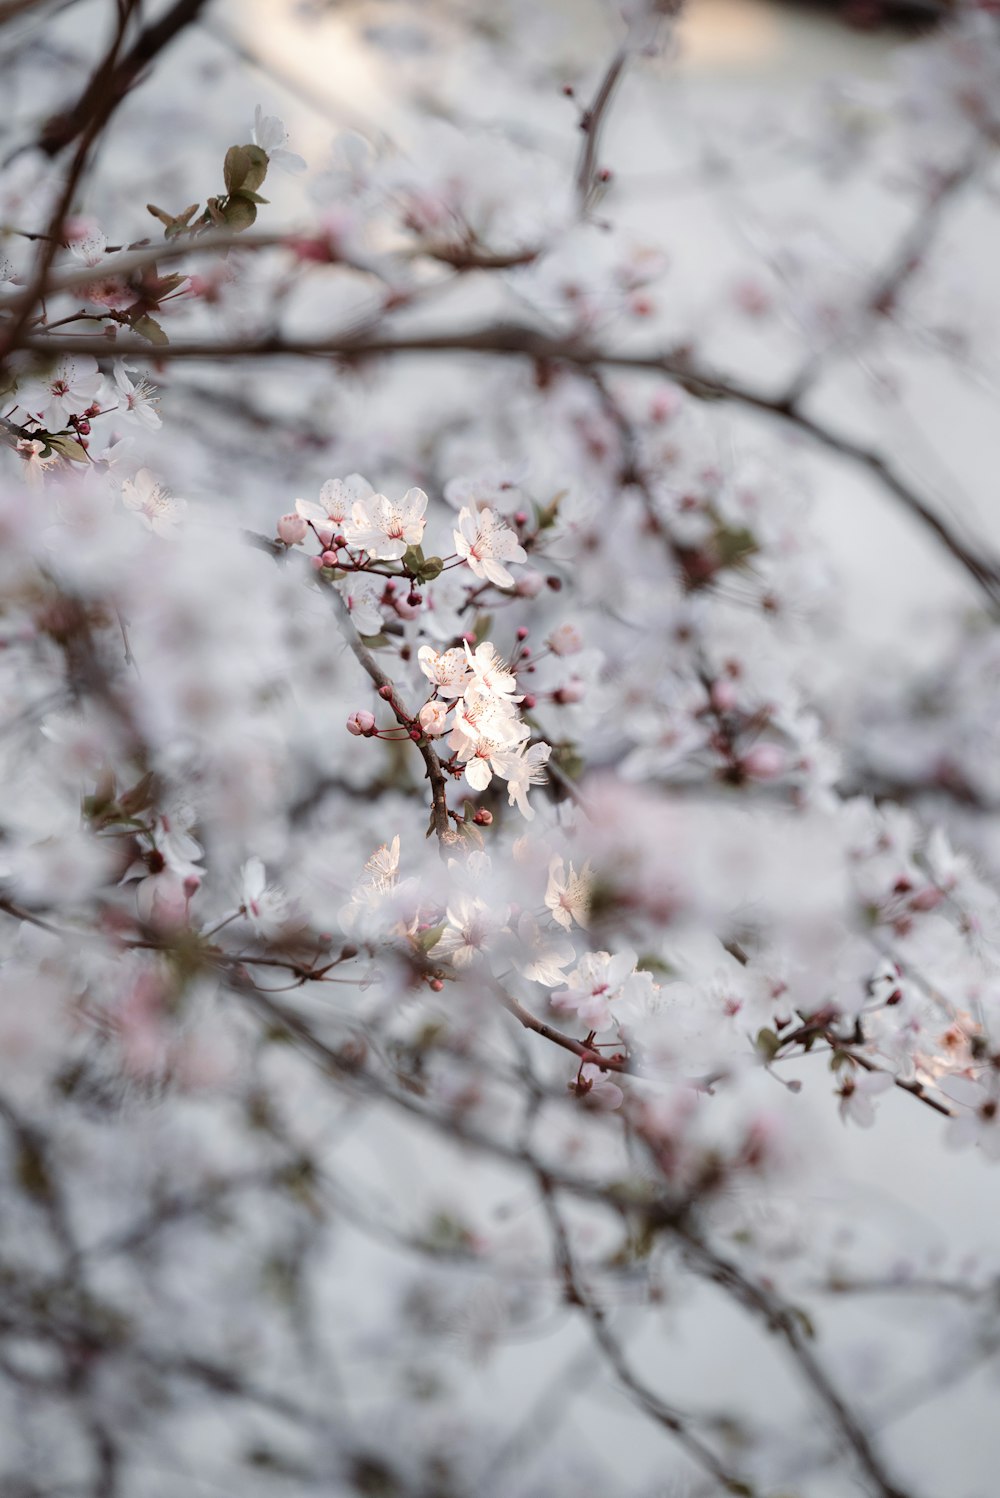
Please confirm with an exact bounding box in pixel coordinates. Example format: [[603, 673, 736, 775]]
[[755, 1027, 781, 1061], [130, 313, 169, 346], [46, 433, 90, 462], [417, 923, 445, 952], [240, 143, 269, 193], [223, 144, 251, 195], [221, 195, 257, 232]]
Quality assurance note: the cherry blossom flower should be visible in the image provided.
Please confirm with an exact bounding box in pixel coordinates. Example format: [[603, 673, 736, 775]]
[[551, 950, 638, 1033], [575, 1063, 624, 1110], [121, 469, 186, 536], [493, 740, 551, 819], [463, 640, 522, 703], [252, 105, 307, 173], [338, 578, 381, 637], [349, 486, 427, 561], [836, 1068, 894, 1128], [296, 473, 375, 541], [66, 220, 107, 267], [122, 811, 203, 927], [940, 1074, 1000, 1159], [114, 362, 162, 430], [436, 895, 504, 968], [510, 912, 575, 987], [453, 506, 526, 588], [418, 645, 472, 699], [16, 355, 103, 430], [545, 855, 592, 929], [240, 856, 291, 938]]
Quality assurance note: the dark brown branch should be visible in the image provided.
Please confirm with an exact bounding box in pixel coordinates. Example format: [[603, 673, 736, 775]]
[[245, 531, 453, 846], [677, 1225, 918, 1498], [38, 0, 211, 158], [536, 1173, 754, 1495], [39, 320, 1000, 612], [575, 48, 629, 210]]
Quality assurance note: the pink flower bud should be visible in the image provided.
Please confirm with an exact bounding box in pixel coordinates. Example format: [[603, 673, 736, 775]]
[[473, 808, 493, 826], [321, 550, 339, 567], [741, 743, 786, 780], [346, 709, 376, 736], [377, 684, 393, 700], [516, 626, 529, 641], [277, 513, 308, 545], [418, 701, 449, 737], [521, 693, 536, 710]]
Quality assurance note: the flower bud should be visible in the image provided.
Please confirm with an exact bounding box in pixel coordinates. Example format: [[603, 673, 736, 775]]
[[277, 513, 308, 545], [377, 684, 393, 700], [473, 808, 493, 826], [321, 550, 339, 567], [346, 709, 376, 736], [418, 701, 449, 737]]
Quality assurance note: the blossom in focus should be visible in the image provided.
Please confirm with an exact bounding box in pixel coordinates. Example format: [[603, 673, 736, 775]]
[[453, 506, 526, 588], [17, 355, 103, 430], [114, 362, 162, 430], [296, 473, 375, 541], [418, 645, 472, 698], [349, 487, 427, 561], [463, 640, 522, 703]]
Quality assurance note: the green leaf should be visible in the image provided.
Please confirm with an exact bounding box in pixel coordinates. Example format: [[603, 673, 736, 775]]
[[46, 433, 89, 462], [223, 145, 251, 195], [402, 543, 425, 572], [130, 313, 169, 346], [221, 195, 257, 232], [755, 1027, 781, 1061], [417, 555, 444, 582], [417, 923, 445, 952], [240, 143, 269, 193]]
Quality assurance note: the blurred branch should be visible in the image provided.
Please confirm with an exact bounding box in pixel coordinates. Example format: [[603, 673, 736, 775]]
[[38, 0, 211, 158], [37, 320, 1000, 613]]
